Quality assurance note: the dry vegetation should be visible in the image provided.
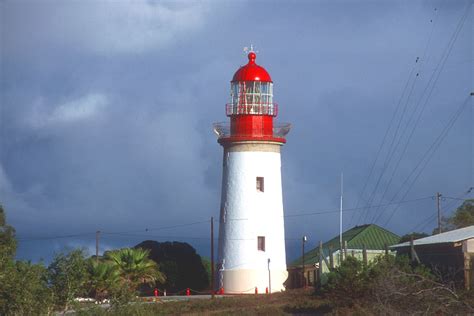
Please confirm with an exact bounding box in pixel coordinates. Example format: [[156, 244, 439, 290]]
[[75, 255, 474, 315], [74, 287, 473, 315]]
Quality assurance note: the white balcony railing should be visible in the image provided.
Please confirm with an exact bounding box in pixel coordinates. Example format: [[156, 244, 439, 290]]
[[213, 121, 291, 139]]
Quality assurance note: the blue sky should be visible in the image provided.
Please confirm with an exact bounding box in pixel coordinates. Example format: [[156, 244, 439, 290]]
[[1, 0, 472, 263]]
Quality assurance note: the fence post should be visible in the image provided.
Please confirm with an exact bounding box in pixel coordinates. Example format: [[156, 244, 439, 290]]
[[343, 240, 348, 260], [463, 241, 472, 291], [329, 246, 334, 270], [410, 236, 420, 263], [318, 240, 323, 289], [362, 244, 368, 266]]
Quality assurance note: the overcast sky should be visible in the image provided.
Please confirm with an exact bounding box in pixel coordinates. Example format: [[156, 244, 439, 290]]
[[1, 0, 472, 263]]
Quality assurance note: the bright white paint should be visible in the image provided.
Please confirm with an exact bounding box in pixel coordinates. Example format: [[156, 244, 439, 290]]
[[463, 239, 474, 253], [217, 146, 287, 293]]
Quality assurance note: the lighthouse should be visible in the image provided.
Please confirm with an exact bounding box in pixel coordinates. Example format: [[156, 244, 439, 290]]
[[213, 50, 291, 293]]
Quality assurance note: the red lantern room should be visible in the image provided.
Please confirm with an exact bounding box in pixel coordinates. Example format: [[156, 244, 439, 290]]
[[214, 51, 290, 144]]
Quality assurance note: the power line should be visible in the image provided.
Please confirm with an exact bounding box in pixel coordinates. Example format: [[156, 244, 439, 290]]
[[375, 5, 471, 226], [353, 6, 440, 226], [407, 187, 472, 233], [16, 196, 434, 242], [443, 196, 472, 201], [102, 220, 211, 235], [361, 70, 420, 224], [16, 220, 210, 242], [382, 94, 472, 227], [410, 213, 437, 232], [350, 63, 418, 227], [17, 232, 96, 242], [372, 5, 469, 224]]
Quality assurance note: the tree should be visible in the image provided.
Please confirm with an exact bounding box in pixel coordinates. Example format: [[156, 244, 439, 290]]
[[0, 205, 53, 314], [399, 232, 429, 243], [201, 257, 212, 287], [0, 204, 16, 266], [48, 248, 88, 311], [435, 199, 474, 233], [135, 240, 209, 292], [86, 259, 121, 301], [448, 199, 474, 229], [106, 248, 165, 290], [0, 260, 53, 315]]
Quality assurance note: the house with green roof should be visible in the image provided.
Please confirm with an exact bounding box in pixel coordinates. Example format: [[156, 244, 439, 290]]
[[286, 224, 400, 288]]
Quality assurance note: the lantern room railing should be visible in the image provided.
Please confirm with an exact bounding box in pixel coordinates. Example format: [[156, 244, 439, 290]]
[[213, 121, 291, 139], [226, 103, 278, 117]]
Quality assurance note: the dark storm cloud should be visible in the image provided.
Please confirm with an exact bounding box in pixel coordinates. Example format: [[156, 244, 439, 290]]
[[0, 0, 471, 262]]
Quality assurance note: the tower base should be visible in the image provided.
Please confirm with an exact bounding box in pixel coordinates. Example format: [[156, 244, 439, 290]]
[[220, 269, 288, 294]]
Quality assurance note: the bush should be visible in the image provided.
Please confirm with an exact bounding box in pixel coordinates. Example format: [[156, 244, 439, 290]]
[[0, 260, 53, 315], [48, 248, 89, 311], [321, 254, 473, 314], [323, 256, 370, 305]]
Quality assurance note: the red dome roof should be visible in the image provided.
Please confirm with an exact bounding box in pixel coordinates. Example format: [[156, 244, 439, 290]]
[[232, 52, 272, 83]]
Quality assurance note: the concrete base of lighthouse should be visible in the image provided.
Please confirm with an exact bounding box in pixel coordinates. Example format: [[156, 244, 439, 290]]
[[217, 141, 288, 294], [221, 269, 288, 294]]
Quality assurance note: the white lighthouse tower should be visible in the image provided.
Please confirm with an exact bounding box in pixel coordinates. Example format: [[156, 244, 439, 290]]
[[213, 50, 291, 294]]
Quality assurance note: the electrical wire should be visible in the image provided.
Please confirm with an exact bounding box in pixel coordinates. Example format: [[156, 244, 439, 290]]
[[410, 213, 437, 233], [102, 220, 211, 235], [361, 70, 420, 224], [367, 5, 469, 225], [350, 63, 418, 227], [16, 220, 210, 242], [15, 196, 433, 242], [371, 6, 468, 223], [382, 95, 471, 227], [17, 232, 96, 242], [376, 5, 471, 226], [353, 6, 441, 226], [363, 73, 418, 222]]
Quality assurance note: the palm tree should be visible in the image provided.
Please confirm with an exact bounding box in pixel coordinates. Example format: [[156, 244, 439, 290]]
[[86, 260, 120, 301], [106, 248, 165, 289]]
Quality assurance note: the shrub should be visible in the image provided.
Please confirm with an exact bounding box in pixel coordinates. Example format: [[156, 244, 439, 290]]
[[321, 254, 473, 314], [48, 248, 88, 311], [322, 256, 370, 305], [0, 260, 53, 315]]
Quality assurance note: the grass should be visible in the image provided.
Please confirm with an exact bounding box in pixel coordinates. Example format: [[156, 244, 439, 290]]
[[75, 288, 332, 315], [74, 287, 474, 315]]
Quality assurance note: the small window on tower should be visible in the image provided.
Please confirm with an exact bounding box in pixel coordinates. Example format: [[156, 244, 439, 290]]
[[258, 236, 265, 251], [256, 177, 264, 192]]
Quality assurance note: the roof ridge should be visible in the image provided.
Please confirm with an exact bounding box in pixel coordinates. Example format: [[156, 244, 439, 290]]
[[369, 223, 401, 239], [346, 224, 371, 244], [350, 224, 400, 245]]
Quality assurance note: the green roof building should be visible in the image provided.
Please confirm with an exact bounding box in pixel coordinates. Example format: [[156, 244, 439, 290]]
[[287, 224, 400, 288]]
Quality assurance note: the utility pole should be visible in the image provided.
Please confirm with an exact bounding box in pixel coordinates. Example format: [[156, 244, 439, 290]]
[[95, 230, 100, 263], [436, 192, 442, 234], [302, 236, 307, 287], [339, 173, 343, 263], [211, 217, 215, 298]]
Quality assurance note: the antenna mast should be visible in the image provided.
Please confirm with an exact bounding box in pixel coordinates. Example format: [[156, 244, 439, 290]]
[[339, 172, 343, 251]]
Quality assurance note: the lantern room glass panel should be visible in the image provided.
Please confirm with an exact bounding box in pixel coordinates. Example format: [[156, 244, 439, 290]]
[[229, 82, 274, 115]]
